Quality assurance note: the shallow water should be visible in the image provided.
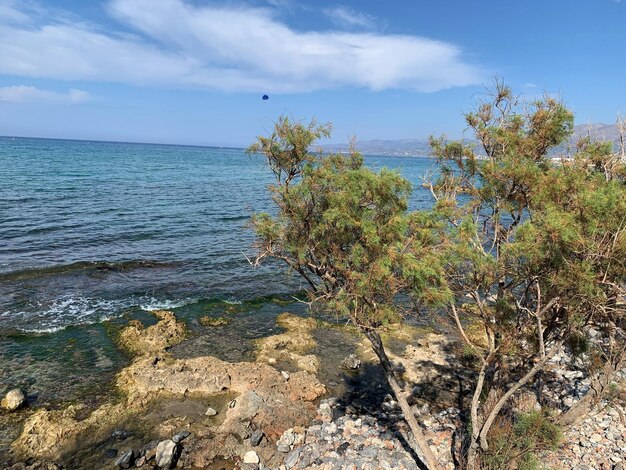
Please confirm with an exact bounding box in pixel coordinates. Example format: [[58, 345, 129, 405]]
[[0, 136, 436, 410]]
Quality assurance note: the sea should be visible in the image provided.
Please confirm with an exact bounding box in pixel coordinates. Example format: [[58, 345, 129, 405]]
[[0, 136, 436, 409]]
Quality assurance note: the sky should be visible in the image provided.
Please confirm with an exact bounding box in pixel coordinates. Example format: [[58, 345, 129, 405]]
[[0, 0, 624, 147]]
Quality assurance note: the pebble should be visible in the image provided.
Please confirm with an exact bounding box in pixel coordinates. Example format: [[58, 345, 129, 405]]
[[205, 407, 218, 416], [172, 430, 191, 443], [250, 429, 264, 447], [243, 450, 260, 464], [114, 449, 134, 469], [318, 403, 333, 422]]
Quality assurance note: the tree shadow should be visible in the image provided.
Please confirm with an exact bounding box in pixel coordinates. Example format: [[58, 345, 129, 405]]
[[332, 362, 430, 470]]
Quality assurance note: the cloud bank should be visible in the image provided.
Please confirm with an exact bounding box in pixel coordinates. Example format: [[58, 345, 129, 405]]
[[0, 0, 483, 93], [0, 85, 90, 104]]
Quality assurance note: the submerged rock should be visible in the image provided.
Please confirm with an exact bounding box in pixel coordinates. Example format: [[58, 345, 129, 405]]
[[2, 388, 26, 411], [255, 313, 320, 374], [118, 310, 186, 354], [341, 354, 361, 370], [198, 316, 232, 327]]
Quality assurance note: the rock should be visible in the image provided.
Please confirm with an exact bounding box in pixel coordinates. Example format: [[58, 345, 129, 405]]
[[563, 370, 584, 380], [172, 430, 190, 443], [1, 388, 26, 411], [105, 448, 118, 459], [243, 451, 260, 464], [318, 403, 333, 422], [341, 354, 361, 370], [281, 371, 290, 380], [139, 440, 159, 458], [250, 429, 264, 446], [111, 429, 131, 441], [114, 449, 134, 469], [205, 407, 218, 416], [155, 439, 178, 469], [198, 316, 232, 327], [118, 310, 186, 354], [284, 448, 301, 468], [277, 444, 291, 453], [278, 428, 297, 446]]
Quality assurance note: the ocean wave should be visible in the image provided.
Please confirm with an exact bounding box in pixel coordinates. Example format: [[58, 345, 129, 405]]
[[1, 296, 128, 334], [0, 294, 199, 334], [139, 297, 198, 311]]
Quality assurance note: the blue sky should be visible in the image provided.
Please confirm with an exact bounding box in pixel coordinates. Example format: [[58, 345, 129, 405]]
[[0, 0, 624, 147]]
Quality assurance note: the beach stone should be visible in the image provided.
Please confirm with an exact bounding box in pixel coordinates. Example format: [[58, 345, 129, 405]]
[[114, 449, 134, 469], [1, 388, 26, 411], [243, 450, 260, 464], [172, 430, 190, 443], [277, 444, 291, 453], [139, 440, 159, 458], [341, 354, 361, 370], [284, 448, 301, 468], [155, 439, 177, 468], [318, 403, 333, 422], [111, 429, 131, 441], [250, 429, 264, 446], [205, 406, 218, 416]]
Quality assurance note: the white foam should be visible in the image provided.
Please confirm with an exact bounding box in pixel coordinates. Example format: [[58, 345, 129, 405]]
[[139, 297, 198, 312], [2, 294, 198, 334]]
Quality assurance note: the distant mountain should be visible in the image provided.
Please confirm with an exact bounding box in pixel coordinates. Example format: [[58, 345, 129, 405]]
[[572, 123, 622, 142], [322, 123, 622, 157], [323, 138, 434, 157]]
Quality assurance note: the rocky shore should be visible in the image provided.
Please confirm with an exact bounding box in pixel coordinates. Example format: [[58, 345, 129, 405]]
[[2, 310, 625, 469]]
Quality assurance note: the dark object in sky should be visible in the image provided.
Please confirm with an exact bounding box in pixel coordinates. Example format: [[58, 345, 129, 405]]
[[262, 95, 269, 100]]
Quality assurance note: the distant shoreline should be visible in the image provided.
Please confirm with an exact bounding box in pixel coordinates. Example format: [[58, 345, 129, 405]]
[[0, 134, 245, 152]]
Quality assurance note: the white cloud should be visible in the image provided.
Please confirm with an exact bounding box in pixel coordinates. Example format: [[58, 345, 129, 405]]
[[323, 6, 375, 29], [0, 0, 484, 93], [0, 85, 91, 104]]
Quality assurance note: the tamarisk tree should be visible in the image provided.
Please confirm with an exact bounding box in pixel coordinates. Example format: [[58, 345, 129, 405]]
[[429, 83, 626, 468], [248, 117, 447, 469]]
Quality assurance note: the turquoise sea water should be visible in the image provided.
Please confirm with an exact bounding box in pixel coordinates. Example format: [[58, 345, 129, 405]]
[[0, 136, 436, 406]]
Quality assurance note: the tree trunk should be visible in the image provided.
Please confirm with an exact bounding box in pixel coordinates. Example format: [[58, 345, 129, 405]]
[[364, 329, 440, 470]]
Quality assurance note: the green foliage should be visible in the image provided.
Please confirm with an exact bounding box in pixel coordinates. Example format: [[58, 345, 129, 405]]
[[482, 411, 561, 470], [430, 81, 626, 467], [248, 118, 449, 328]]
